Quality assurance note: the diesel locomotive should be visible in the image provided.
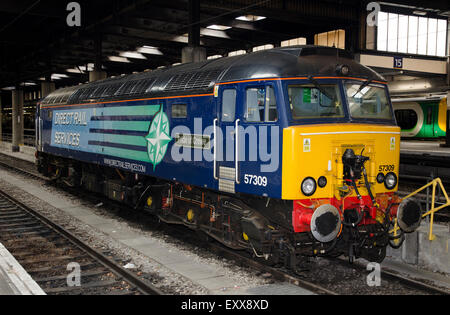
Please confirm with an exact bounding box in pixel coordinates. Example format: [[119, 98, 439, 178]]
[[36, 46, 422, 267]]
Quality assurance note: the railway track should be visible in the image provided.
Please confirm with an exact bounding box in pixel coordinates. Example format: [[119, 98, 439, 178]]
[[0, 152, 448, 295], [0, 187, 162, 295], [202, 238, 449, 295]]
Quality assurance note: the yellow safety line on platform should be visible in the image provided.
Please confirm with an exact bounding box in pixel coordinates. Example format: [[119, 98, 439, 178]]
[[391, 178, 450, 241]]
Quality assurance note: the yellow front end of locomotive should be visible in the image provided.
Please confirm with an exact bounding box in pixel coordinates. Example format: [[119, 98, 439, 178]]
[[282, 124, 401, 200]]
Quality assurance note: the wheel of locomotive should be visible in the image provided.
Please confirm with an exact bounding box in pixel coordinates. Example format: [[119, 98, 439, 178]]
[[365, 246, 387, 263]]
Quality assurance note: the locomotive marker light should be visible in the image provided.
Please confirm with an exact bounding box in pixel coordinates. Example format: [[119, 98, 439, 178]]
[[376, 173, 385, 184], [310, 204, 342, 243], [318, 176, 327, 188]]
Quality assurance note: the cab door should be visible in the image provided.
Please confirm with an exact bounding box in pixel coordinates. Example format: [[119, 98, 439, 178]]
[[238, 83, 280, 196], [215, 85, 240, 194], [214, 83, 281, 197]]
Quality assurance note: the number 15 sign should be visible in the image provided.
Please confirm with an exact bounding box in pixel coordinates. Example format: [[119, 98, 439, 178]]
[[394, 56, 403, 69]]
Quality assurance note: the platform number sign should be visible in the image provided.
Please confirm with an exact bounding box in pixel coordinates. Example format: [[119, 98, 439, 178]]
[[393, 57, 403, 69]]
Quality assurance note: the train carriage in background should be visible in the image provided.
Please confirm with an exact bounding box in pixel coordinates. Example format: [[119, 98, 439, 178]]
[[36, 46, 422, 267], [393, 96, 447, 139]]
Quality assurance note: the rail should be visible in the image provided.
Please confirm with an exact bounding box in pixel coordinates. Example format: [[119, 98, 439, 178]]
[[393, 178, 450, 241]]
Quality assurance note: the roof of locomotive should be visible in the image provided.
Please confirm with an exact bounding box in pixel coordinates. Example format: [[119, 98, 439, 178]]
[[41, 45, 386, 106]]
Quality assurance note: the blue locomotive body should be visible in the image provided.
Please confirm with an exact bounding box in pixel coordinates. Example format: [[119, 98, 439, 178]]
[[38, 80, 286, 199]]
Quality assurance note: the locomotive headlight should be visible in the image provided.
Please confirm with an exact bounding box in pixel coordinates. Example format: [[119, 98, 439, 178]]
[[301, 177, 317, 196], [384, 173, 398, 190]]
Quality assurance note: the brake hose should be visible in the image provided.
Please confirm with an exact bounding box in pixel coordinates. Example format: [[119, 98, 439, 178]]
[[362, 166, 376, 206]]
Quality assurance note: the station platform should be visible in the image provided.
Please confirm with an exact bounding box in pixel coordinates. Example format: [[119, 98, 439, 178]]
[[400, 140, 450, 159], [387, 222, 450, 277], [400, 140, 450, 183], [0, 142, 36, 164], [0, 243, 45, 295]]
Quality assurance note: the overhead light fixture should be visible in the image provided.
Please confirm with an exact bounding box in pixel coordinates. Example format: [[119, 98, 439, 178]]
[[206, 24, 231, 31], [108, 56, 131, 63], [137, 46, 163, 55], [2, 86, 15, 91], [119, 51, 147, 60], [229, 50, 247, 56], [66, 68, 82, 74], [51, 74, 69, 80], [21, 82, 37, 86], [413, 10, 427, 16], [207, 55, 222, 60], [235, 15, 266, 22]]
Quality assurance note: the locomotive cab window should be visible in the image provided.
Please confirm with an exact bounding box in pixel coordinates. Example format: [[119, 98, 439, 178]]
[[172, 104, 187, 118], [221, 89, 237, 122], [245, 86, 278, 122], [288, 84, 344, 119], [346, 83, 393, 120]]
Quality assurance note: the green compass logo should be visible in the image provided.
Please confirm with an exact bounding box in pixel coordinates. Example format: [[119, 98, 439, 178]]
[[145, 107, 172, 171]]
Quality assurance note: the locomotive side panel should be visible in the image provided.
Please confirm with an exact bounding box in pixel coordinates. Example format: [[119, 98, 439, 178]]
[[39, 85, 286, 199], [40, 96, 222, 191]]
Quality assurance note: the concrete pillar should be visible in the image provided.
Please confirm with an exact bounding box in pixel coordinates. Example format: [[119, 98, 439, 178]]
[[188, 0, 200, 47], [181, 46, 206, 63], [12, 88, 24, 152], [306, 34, 315, 45], [0, 92, 2, 143], [182, 0, 206, 64], [89, 70, 107, 82], [41, 81, 55, 98], [90, 33, 107, 82]]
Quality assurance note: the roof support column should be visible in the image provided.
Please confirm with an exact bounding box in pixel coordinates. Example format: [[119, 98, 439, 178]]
[[90, 33, 106, 82], [182, 0, 206, 63], [306, 34, 315, 45], [345, 25, 359, 53], [11, 88, 24, 152], [41, 81, 55, 98], [0, 92, 2, 144]]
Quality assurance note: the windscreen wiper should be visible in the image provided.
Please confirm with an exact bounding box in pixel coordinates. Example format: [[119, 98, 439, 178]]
[[352, 78, 373, 98], [307, 76, 335, 102]]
